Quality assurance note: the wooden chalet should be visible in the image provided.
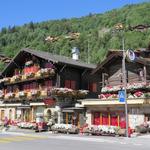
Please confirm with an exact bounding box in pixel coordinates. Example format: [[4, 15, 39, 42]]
[[80, 49, 150, 129], [0, 48, 96, 127]]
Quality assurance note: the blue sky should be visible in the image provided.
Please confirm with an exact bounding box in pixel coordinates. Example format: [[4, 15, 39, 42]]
[[0, 0, 149, 29]]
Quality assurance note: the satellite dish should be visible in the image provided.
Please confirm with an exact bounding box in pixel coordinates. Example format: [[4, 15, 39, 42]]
[[126, 49, 136, 62]]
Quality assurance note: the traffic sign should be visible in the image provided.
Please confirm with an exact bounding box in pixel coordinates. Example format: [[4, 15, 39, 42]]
[[119, 90, 125, 102]]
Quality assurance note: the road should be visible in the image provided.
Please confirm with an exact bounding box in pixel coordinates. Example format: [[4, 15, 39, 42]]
[[0, 132, 150, 150]]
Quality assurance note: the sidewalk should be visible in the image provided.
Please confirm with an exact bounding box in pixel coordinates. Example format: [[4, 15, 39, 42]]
[[1, 125, 35, 134]]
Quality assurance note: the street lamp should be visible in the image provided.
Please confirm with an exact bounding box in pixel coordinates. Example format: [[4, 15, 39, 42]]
[[115, 23, 129, 137]]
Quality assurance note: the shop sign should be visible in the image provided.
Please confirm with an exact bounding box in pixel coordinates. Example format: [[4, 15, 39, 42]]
[[43, 98, 55, 106], [118, 90, 125, 102]]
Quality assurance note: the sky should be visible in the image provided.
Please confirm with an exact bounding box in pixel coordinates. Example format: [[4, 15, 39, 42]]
[[0, 0, 149, 29]]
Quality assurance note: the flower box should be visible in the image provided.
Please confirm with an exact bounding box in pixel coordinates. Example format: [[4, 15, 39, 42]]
[[3, 77, 10, 83], [19, 91, 27, 98], [5, 92, 15, 99], [26, 72, 35, 79], [10, 75, 21, 83], [40, 90, 47, 97], [31, 89, 40, 96]]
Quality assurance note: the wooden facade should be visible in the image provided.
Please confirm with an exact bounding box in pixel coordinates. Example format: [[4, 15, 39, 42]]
[[0, 48, 96, 125], [81, 49, 150, 129]]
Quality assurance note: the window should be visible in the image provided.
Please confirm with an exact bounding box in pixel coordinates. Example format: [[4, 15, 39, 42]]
[[138, 68, 144, 81], [89, 82, 97, 92], [45, 80, 52, 88], [102, 73, 109, 87], [65, 80, 76, 90]]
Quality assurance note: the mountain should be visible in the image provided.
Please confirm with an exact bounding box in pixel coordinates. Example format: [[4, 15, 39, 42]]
[[0, 2, 150, 70]]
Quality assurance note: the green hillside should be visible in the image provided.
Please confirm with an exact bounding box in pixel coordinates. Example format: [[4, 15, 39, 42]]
[[0, 2, 150, 70]]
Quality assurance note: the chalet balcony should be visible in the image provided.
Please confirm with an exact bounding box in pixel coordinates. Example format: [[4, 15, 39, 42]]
[[99, 81, 150, 100], [101, 81, 150, 93], [0, 88, 89, 102], [0, 68, 55, 85]]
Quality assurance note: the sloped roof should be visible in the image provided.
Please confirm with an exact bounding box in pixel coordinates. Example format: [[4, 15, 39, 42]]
[[1, 48, 96, 76], [22, 48, 96, 69], [92, 50, 150, 75]]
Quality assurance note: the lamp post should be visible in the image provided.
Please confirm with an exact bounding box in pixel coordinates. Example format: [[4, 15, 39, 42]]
[[115, 23, 129, 137]]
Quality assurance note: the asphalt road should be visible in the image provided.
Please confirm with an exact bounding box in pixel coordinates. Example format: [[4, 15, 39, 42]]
[[0, 133, 150, 150]]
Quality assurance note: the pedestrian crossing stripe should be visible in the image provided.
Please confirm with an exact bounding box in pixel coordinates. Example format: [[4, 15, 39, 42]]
[[0, 135, 47, 144]]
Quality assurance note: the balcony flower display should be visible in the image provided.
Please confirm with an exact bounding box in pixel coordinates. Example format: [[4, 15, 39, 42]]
[[76, 90, 89, 98], [35, 71, 41, 78], [19, 91, 27, 98], [40, 89, 48, 97], [101, 85, 121, 93], [0, 79, 4, 84], [146, 83, 150, 89], [27, 91, 32, 98], [5, 92, 15, 99], [51, 88, 88, 98], [3, 77, 10, 83], [21, 74, 27, 80], [26, 72, 35, 79], [0, 90, 4, 99], [99, 93, 118, 100], [10, 75, 21, 83], [133, 91, 145, 98], [31, 89, 40, 96], [145, 92, 150, 98], [127, 93, 134, 99], [40, 68, 50, 76], [126, 82, 146, 90], [49, 68, 55, 76], [51, 88, 73, 97]]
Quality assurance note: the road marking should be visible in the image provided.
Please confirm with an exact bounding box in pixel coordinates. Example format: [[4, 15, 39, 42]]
[[1, 137, 26, 142], [0, 139, 10, 143], [0, 135, 48, 144]]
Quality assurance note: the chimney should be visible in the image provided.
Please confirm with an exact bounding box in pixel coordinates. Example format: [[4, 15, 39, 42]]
[[72, 47, 79, 60]]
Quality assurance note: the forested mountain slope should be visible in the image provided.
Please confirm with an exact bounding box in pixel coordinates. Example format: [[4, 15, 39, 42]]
[[0, 2, 150, 70]]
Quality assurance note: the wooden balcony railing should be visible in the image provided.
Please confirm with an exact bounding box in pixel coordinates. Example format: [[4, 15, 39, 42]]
[[0, 88, 89, 102], [1, 68, 55, 86]]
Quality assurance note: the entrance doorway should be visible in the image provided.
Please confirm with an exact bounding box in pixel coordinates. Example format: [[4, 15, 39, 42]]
[[9, 109, 13, 120]]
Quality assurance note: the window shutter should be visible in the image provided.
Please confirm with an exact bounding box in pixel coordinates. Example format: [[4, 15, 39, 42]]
[[71, 80, 76, 90], [92, 83, 97, 92], [65, 80, 70, 88]]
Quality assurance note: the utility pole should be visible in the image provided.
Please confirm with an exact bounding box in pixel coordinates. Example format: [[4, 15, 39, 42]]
[[115, 23, 129, 137], [122, 32, 129, 138]]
